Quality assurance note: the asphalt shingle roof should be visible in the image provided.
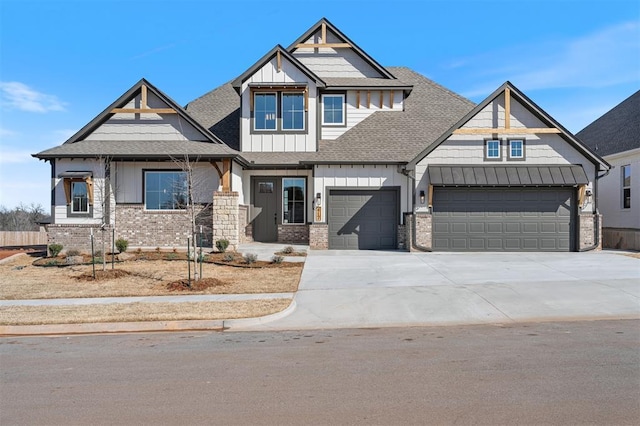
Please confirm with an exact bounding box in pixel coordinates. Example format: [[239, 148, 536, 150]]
[[185, 67, 474, 165], [576, 90, 640, 157], [34, 140, 237, 159]]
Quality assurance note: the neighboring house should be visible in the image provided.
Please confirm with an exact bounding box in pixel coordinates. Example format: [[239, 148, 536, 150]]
[[34, 18, 609, 252], [577, 91, 640, 250]]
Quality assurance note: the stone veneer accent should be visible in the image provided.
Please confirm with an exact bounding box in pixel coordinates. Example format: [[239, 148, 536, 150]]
[[238, 205, 253, 244], [408, 213, 432, 251], [212, 191, 240, 251], [115, 204, 212, 248], [602, 227, 640, 251], [47, 224, 113, 254], [277, 224, 309, 244], [579, 213, 602, 251], [309, 224, 328, 249], [397, 224, 407, 250]]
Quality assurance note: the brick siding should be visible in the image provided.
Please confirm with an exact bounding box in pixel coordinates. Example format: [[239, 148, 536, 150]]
[[309, 224, 328, 249], [277, 224, 309, 244]]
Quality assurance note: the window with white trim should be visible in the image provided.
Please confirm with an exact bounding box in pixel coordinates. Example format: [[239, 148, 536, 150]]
[[322, 94, 345, 125], [509, 139, 525, 159], [282, 178, 305, 224], [145, 171, 188, 210], [485, 139, 501, 160], [71, 181, 89, 213], [622, 164, 631, 209]]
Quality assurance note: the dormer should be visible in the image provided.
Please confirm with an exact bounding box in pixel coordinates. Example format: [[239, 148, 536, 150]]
[[232, 46, 325, 153]]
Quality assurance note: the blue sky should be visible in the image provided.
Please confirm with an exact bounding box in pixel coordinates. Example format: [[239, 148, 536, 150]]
[[1, 0, 638, 209]]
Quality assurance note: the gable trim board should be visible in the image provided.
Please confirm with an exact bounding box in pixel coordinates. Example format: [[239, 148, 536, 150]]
[[287, 18, 395, 80], [405, 82, 610, 172]]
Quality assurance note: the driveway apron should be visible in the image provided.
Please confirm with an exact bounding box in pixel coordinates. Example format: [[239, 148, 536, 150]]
[[241, 250, 640, 331]]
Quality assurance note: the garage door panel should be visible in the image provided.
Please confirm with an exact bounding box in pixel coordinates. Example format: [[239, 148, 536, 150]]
[[433, 188, 574, 252], [328, 189, 398, 250]]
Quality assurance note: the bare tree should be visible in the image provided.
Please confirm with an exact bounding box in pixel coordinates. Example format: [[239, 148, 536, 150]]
[[0, 203, 47, 231], [170, 154, 216, 283]]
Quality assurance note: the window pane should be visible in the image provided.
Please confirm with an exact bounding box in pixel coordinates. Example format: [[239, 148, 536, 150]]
[[323, 95, 344, 124], [282, 93, 304, 130], [623, 165, 631, 187], [487, 140, 500, 158], [254, 93, 277, 130], [71, 182, 88, 213], [145, 171, 187, 210], [283, 178, 305, 223], [510, 140, 523, 157], [623, 188, 631, 209]]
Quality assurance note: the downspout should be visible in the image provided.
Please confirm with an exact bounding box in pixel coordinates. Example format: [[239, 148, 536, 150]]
[[401, 166, 431, 252], [578, 166, 610, 252]]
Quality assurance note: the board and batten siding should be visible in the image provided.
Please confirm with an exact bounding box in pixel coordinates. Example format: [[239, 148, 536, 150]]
[[414, 94, 598, 213], [321, 90, 404, 140], [240, 56, 318, 153], [293, 31, 384, 78], [85, 92, 205, 141], [314, 164, 410, 223], [53, 159, 106, 225], [113, 161, 219, 205]]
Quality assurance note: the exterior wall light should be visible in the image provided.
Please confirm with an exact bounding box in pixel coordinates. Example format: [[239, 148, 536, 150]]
[[419, 190, 425, 204]]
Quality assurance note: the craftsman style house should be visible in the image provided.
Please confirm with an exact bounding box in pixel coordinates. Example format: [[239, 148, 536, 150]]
[[34, 18, 609, 252], [578, 91, 639, 250]]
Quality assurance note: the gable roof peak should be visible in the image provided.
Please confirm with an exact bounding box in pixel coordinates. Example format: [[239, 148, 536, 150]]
[[59, 77, 224, 146], [231, 44, 326, 89], [287, 17, 395, 80]]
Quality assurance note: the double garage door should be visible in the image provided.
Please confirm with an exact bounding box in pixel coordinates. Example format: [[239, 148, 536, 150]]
[[432, 188, 575, 251], [328, 189, 398, 250]]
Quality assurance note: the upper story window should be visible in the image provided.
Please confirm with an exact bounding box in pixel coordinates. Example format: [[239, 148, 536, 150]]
[[71, 182, 89, 213], [322, 94, 345, 126], [484, 139, 501, 161], [622, 164, 631, 209], [282, 93, 304, 130], [145, 171, 188, 210], [508, 139, 525, 160], [254, 93, 277, 130], [252, 89, 306, 133]]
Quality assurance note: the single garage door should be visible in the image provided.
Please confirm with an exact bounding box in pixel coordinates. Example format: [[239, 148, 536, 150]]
[[432, 188, 575, 251], [328, 188, 398, 250]]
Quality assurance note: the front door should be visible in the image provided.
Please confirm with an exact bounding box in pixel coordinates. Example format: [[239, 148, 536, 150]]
[[253, 178, 278, 242]]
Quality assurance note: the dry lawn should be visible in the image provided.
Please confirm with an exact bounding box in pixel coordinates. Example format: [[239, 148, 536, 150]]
[[0, 299, 291, 325], [0, 254, 303, 300]]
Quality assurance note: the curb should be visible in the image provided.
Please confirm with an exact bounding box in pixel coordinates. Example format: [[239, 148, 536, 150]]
[[0, 300, 297, 336]]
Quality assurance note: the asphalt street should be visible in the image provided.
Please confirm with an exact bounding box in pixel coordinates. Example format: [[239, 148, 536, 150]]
[[2, 319, 639, 425]]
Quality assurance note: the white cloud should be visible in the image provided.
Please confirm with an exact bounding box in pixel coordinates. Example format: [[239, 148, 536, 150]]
[[0, 81, 67, 113], [457, 21, 640, 97]]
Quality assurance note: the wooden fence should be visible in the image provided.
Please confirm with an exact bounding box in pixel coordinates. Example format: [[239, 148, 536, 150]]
[[0, 231, 48, 247]]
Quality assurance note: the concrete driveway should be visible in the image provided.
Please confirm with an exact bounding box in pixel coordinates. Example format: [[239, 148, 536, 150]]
[[239, 250, 640, 331]]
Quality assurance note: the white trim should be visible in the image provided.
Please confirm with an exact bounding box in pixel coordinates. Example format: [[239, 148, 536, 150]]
[[71, 181, 89, 213], [321, 94, 345, 126], [509, 139, 524, 159]]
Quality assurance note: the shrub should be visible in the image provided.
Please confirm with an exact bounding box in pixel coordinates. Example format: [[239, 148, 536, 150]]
[[115, 238, 128, 253], [66, 248, 81, 257], [93, 250, 103, 258], [281, 246, 294, 254], [215, 239, 230, 253], [243, 253, 258, 264], [271, 255, 284, 264], [155, 247, 161, 253], [48, 244, 63, 258], [222, 253, 235, 262]]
